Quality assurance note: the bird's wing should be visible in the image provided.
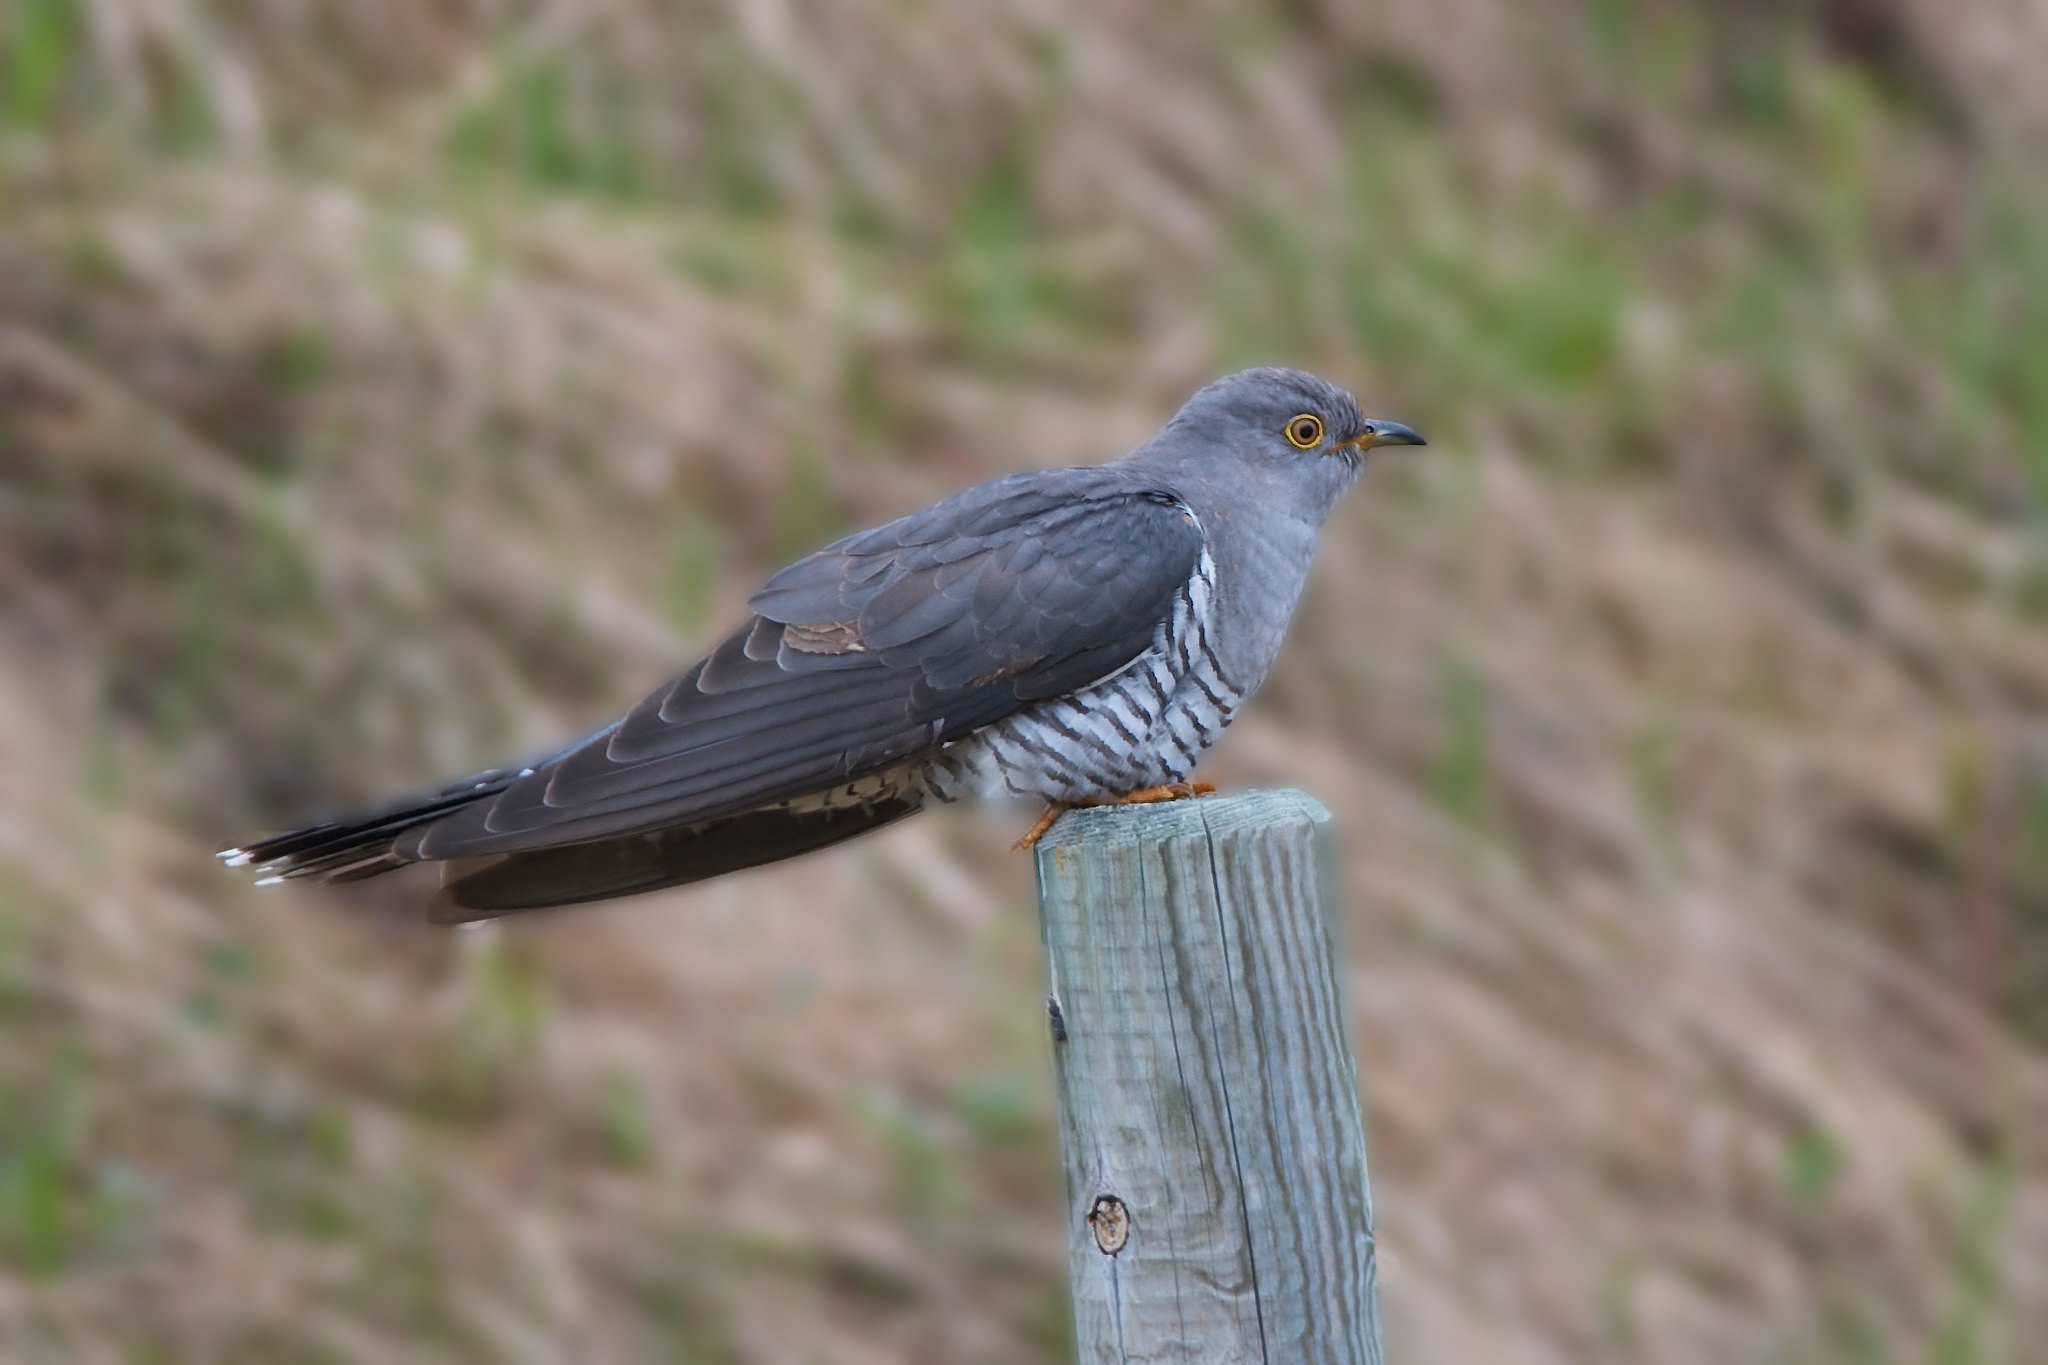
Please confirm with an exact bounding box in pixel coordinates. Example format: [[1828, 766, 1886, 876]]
[[406, 471, 1204, 859]]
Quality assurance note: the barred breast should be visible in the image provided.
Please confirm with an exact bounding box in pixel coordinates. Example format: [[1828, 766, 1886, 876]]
[[920, 546, 1250, 804]]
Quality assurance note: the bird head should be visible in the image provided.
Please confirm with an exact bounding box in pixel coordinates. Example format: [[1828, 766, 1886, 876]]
[[1152, 367, 1425, 522]]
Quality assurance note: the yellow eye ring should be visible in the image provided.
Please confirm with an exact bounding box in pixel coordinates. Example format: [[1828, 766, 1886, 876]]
[[1284, 413, 1324, 449]]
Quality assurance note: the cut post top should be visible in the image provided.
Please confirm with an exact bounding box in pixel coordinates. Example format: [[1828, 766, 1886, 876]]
[[1032, 788, 1331, 855]]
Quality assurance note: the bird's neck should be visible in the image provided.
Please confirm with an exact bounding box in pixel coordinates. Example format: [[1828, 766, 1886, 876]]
[[1161, 474, 1324, 693]]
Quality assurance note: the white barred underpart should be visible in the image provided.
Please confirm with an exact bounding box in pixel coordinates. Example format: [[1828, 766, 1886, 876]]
[[922, 542, 1245, 805]]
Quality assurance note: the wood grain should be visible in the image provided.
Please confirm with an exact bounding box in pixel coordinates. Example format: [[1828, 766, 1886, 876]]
[[1033, 790, 1381, 1364]]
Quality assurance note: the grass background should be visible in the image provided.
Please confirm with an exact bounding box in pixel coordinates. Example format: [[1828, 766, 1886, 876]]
[[3, 0, 2047, 1360]]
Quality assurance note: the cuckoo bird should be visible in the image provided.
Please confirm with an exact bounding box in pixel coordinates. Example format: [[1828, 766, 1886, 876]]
[[221, 368, 1424, 918]]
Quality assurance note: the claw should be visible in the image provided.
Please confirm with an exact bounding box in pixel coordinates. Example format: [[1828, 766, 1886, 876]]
[[1014, 803, 1069, 851], [1094, 781, 1215, 807]]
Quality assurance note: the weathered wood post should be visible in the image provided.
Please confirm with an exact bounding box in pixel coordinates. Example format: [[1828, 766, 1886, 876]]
[[1032, 789, 1380, 1364]]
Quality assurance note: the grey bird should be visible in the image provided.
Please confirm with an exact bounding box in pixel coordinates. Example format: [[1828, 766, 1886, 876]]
[[221, 368, 1423, 919]]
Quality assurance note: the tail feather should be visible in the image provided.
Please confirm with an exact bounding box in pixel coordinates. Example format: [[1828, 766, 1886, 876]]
[[224, 768, 924, 917], [219, 767, 524, 886]]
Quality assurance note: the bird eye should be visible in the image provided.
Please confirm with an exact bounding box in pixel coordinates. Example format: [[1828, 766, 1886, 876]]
[[1284, 414, 1324, 449]]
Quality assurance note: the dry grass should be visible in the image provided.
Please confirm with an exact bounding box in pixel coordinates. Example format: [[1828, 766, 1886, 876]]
[[3, 1, 2047, 1360]]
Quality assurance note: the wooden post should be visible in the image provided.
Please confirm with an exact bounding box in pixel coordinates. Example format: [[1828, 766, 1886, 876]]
[[1033, 790, 1381, 1364]]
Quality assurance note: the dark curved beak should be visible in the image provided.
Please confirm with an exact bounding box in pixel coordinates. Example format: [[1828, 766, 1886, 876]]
[[1358, 419, 1427, 450]]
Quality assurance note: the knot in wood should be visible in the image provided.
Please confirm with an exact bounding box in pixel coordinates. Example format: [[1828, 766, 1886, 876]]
[[1046, 995, 1068, 1043], [1086, 1194, 1129, 1256]]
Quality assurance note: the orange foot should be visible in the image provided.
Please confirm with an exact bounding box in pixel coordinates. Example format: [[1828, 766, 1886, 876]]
[[1012, 782, 1217, 851], [1013, 804, 1070, 852], [1091, 781, 1216, 808]]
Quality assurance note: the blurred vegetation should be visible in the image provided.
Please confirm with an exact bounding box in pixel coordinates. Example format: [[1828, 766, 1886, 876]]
[[2, 1, 2047, 1361]]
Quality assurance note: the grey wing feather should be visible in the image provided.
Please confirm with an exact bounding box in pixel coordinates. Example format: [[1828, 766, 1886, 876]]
[[408, 470, 1203, 859]]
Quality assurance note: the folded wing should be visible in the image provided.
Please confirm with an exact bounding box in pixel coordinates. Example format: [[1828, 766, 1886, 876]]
[[406, 471, 1204, 860]]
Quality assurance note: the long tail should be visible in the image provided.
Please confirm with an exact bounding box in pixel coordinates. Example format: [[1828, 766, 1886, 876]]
[[222, 777, 922, 918]]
